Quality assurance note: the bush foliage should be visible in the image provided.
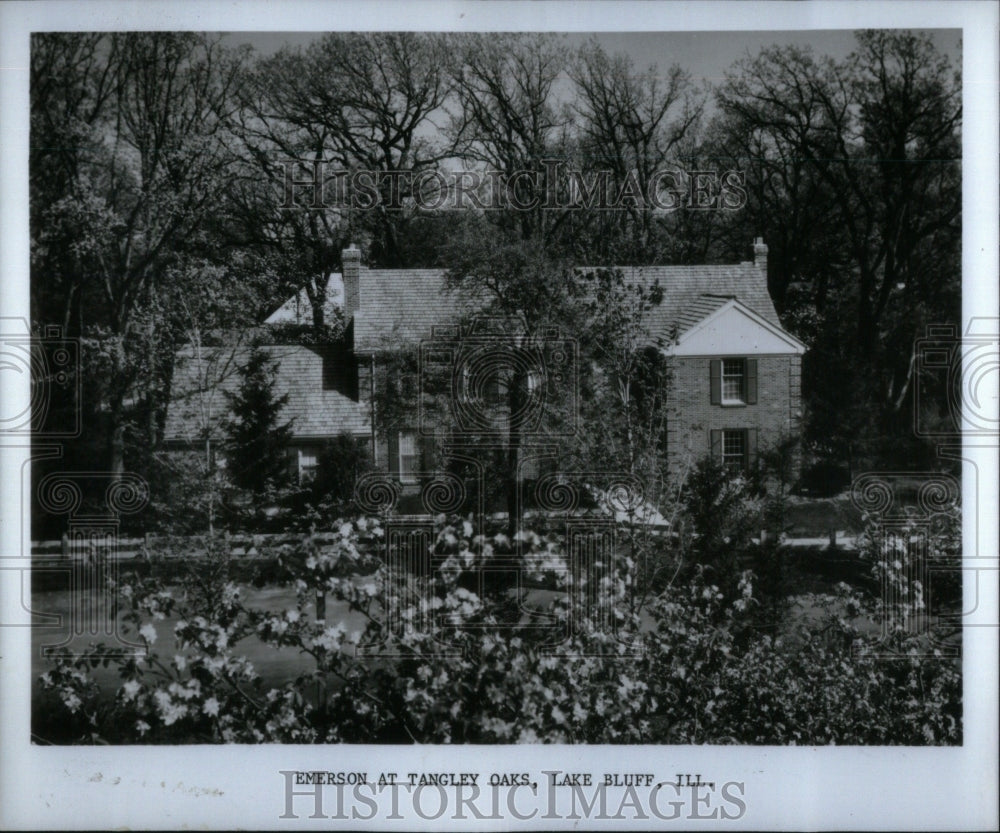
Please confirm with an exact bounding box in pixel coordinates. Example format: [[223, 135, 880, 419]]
[[37, 509, 960, 746]]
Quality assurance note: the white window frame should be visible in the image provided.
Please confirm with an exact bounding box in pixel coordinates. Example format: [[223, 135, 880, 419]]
[[398, 432, 419, 484], [722, 358, 746, 404], [722, 429, 746, 472], [297, 446, 320, 483]]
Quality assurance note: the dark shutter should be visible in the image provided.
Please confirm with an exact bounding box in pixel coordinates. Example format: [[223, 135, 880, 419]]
[[421, 431, 439, 471], [745, 428, 758, 470], [710, 359, 721, 405], [745, 358, 758, 404], [388, 431, 399, 475], [710, 429, 722, 463]]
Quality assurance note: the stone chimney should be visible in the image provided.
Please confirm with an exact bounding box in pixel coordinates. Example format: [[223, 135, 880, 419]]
[[341, 243, 361, 319], [753, 237, 768, 273]]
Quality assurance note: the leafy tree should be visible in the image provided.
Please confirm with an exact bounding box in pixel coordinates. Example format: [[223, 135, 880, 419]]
[[310, 434, 375, 511], [30, 33, 248, 477], [223, 348, 294, 498], [713, 31, 961, 467]]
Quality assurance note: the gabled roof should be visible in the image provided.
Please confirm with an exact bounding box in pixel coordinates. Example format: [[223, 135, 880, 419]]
[[264, 274, 344, 326], [163, 344, 369, 444], [606, 264, 783, 338], [350, 260, 784, 350], [667, 297, 807, 356]]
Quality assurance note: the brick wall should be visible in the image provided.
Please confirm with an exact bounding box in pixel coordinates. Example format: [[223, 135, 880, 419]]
[[665, 354, 802, 479]]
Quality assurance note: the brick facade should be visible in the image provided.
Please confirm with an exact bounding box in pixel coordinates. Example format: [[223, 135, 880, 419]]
[[665, 354, 802, 479]]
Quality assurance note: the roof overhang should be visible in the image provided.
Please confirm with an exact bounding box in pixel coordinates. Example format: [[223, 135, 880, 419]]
[[662, 298, 806, 356]]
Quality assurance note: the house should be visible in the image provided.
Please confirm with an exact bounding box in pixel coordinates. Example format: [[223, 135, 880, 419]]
[[163, 239, 804, 489], [162, 341, 370, 482]]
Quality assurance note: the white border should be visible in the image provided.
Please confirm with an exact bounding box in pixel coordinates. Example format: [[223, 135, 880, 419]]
[[2, 2, 997, 830]]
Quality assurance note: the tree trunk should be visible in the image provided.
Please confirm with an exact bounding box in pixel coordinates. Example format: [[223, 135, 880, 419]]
[[108, 397, 125, 480]]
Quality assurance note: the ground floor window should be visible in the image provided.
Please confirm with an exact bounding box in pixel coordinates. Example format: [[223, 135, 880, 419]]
[[722, 429, 746, 472], [710, 427, 757, 473], [291, 446, 320, 483], [398, 432, 419, 483]]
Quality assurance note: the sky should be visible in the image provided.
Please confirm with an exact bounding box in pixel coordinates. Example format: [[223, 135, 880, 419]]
[[225, 29, 962, 96]]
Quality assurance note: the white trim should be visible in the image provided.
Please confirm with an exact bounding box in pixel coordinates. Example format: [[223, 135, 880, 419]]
[[397, 431, 419, 484], [664, 298, 807, 356]]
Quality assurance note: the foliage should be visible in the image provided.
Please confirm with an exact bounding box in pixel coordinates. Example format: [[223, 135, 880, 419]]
[[223, 348, 294, 497], [711, 31, 961, 468], [856, 498, 962, 639], [36, 514, 960, 746]]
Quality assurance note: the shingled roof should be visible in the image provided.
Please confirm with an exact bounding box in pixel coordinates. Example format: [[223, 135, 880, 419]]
[[610, 263, 782, 339], [163, 344, 370, 445], [349, 260, 780, 350], [352, 268, 486, 351]]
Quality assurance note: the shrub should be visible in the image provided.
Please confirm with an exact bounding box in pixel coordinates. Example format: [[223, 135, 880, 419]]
[[35, 515, 961, 745]]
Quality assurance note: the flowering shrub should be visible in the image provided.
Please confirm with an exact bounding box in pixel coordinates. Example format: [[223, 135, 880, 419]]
[[855, 498, 962, 642], [36, 514, 960, 745]]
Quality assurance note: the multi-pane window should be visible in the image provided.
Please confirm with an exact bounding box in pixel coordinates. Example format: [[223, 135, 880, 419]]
[[722, 429, 746, 471], [398, 432, 419, 483], [298, 447, 319, 482], [711, 358, 757, 406], [722, 358, 745, 403]]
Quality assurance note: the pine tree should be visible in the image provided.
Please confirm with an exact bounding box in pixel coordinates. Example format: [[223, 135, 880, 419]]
[[224, 348, 294, 497]]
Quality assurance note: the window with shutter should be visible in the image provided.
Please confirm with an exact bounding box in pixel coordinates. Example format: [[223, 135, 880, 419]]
[[398, 432, 419, 484], [712, 358, 758, 406], [722, 359, 745, 404], [297, 446, 320, 483], [722, 429, 746, 471]]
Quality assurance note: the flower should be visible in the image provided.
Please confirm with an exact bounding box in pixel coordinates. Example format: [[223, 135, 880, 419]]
[[203, 698, 220, 717], [121, 680, 141, 701], [153, 689, 188, 726], [135, 720, 151, 736], [139, 624, 157, 644]]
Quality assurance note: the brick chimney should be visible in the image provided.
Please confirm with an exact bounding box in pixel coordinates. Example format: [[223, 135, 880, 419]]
[[753, 237, 768, 273], [341, 243, 361, 319]]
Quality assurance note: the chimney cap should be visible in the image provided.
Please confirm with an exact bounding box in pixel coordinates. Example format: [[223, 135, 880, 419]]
[[753, 236, 766, 248]]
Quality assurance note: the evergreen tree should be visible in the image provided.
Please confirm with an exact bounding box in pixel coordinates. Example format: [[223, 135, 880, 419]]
[[224, 348, 294, 497]]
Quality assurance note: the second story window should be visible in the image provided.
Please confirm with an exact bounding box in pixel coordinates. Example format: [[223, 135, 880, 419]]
[[710, 358, 758, 406], [722, 359, 745, 403]]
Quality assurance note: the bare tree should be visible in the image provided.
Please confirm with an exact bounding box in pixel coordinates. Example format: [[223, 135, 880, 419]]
[[570, 39, 703, 259], [227, 33, 457, 333], [448, 34, 570, 241]]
